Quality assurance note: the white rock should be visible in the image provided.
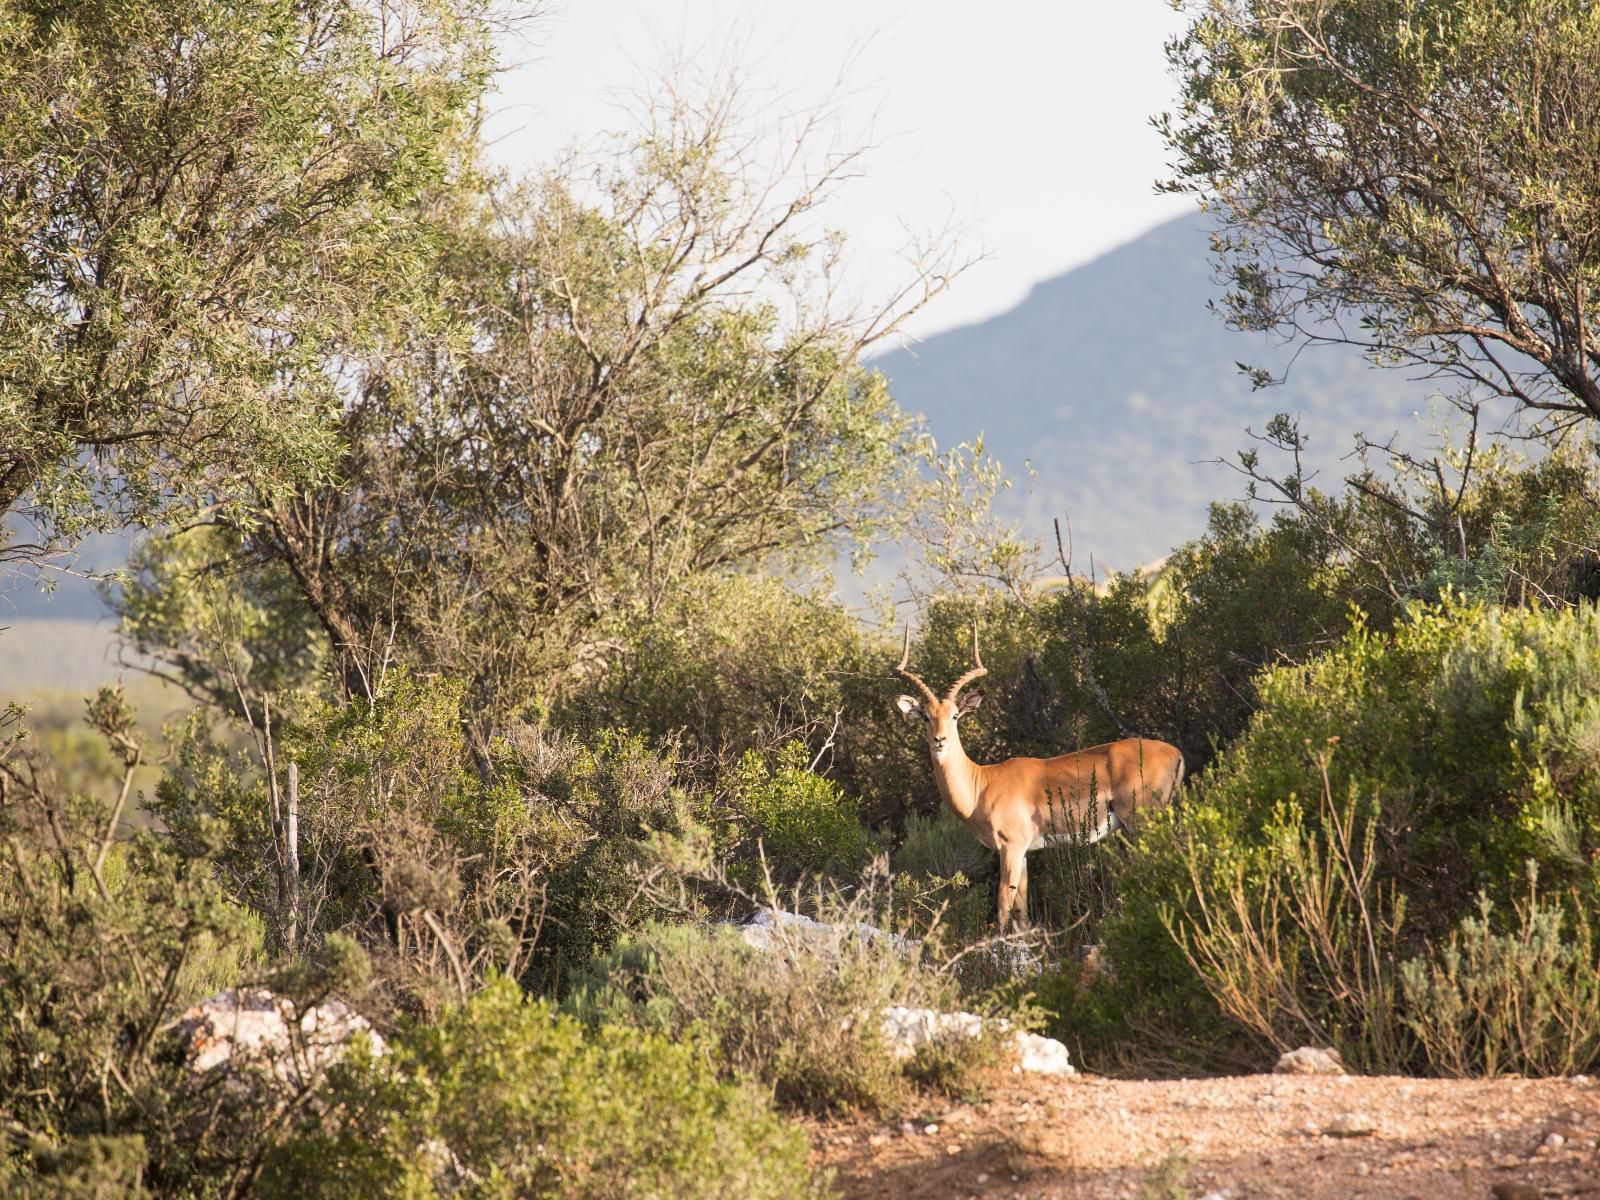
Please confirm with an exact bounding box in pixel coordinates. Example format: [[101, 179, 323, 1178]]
[[1274, 1046, 1348, 1075], [735, 908, 914, 955], [877, 1005, 1073, 1076], [1323, 1111, 1376, 1138], [172, 987, 383, 1093]]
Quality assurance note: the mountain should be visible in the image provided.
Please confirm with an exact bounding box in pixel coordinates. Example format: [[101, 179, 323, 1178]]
[[873, 214, 1448, 571]]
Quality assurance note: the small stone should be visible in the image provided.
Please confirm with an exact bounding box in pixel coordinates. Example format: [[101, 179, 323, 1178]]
[[1323, 1112, 1376, 1138], [975, 1174, 988, 1185], [1354, 1161, 1370, 1176], [1275, 1046, 1348, 1075], [946, 1142, 962, 1155], [923, 1123, 940, 1135], [1541, 1131, 1565, 1150], [868, 1133, 888, 1148]]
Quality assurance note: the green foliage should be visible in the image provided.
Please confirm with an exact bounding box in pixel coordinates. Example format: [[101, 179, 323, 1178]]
[[1095, 600, 1600, 1073], [1401, 876, 1600, 1078], [567, 902, 1008, 1115], [1165, 772, 1413, 1072], [0, 0, 496, 542], [892, 807, 988, 883], [565, 574, 922, 819], [155, 675, 697, 1006], [115, 527, 331, 715], [995, 446, 1600, 783], [6, 1134, 150, 1200], [0, 706, 269, 1193], [166, 86, 980, 725], [1161, 0, 1600, 427], [496, 725, 697, 995], [719, 743, 876, 886], [260, 976, 820, 1200]]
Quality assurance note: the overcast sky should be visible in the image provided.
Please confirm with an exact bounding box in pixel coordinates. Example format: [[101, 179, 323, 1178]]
[[484, 2, 1194, 340]]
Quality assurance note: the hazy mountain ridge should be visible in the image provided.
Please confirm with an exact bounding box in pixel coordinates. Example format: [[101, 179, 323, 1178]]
[[875, 214, 1446, 570]]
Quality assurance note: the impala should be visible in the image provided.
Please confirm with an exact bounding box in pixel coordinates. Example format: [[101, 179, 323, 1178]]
[[893, 624, 1184, 931]]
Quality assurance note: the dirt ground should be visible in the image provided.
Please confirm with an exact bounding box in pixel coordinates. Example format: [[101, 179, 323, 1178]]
[[808, 1070, 1600, 1200]]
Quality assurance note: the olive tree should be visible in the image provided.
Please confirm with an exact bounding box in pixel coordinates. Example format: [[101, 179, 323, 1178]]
[[119, 78, 982, 719], [0, 0, 500, 563], [1160, 0, 1600, 424]]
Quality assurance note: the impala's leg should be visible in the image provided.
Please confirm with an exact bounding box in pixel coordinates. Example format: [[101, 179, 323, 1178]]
[[1016, 854, 1031, 929], [997, 844, 1027, 933]]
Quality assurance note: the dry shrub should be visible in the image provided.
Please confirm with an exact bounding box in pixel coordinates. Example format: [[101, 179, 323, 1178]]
[[1401, 870, 1600, 1077], [569, 855, 1018, 1113]]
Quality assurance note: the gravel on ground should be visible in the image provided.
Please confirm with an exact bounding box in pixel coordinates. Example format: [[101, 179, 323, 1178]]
[[808, 1070, 1600, 1199]]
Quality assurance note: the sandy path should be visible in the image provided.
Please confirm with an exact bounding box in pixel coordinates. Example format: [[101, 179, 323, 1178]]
[[810, 1071, 1600, 1199]]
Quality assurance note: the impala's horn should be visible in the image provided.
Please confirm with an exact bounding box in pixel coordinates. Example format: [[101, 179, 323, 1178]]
[[944, 621, 988, 702], [893, 623, 938, 706]]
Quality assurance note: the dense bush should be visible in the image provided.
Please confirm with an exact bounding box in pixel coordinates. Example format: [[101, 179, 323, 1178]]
[[261, 976, 819, 1200], [1074, 601, 1600, 1074], [0, 706, 272, 1195], [567, 886, 1012, 1114], [965, 445, 1600, 783], [494, 725, 699, 994], [717, 743, 877, 888], [565, 574, 925, 821], [1400, 879, 1600, 1078], [153, 676, 700, 1007]]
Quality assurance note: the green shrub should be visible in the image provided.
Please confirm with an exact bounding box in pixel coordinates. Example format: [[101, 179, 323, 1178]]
[[1094, 600, 1600, 1074], [1165, 769, 1412, 1072], [155, 675, 700, 1005], [4, 1134, 150, 1200], [567, 897, 1011, 1114], [563, 574, 922, 818], [494, 724, 698, 994], [718, 743, 876, 886], [890, 809, 995, 946], [0, 706, 272, 1194], [1401, 873, 1600, 1078], [260, 976, 819, 1200]]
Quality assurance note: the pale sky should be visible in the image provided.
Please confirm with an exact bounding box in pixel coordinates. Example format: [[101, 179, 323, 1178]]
[[484, 2, 1193, 340]]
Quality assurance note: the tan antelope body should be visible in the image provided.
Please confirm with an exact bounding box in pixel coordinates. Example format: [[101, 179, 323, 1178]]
[[894, 626, 1184, 931]]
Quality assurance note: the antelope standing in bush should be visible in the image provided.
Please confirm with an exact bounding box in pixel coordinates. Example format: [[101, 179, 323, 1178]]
[[893, 624, 1184, 931]]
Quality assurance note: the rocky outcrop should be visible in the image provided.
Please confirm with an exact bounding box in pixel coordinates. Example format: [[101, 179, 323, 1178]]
[[172, 988, 383, 1094]]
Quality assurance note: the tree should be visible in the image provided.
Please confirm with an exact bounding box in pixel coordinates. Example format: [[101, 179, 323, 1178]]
[[1160, 0, 1600, 425], [119, 77, 979, 720], [0, 0, 499, 565]]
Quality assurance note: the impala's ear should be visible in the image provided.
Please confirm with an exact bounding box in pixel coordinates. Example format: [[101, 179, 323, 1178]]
[[895, 694, 923, 719], [955, 689, 985, 717]]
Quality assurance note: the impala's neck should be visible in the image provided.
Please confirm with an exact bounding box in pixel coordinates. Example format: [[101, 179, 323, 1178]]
[[929, 732, 983, 823]]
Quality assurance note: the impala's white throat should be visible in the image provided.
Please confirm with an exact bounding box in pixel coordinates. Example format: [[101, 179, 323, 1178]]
[[1028, 810, 1121, 851]]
